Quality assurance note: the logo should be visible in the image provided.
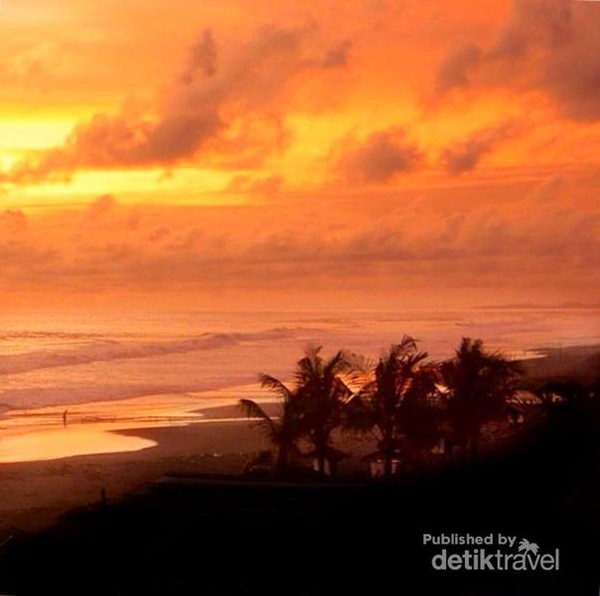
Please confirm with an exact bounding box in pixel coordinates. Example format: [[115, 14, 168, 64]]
[[423, 533, 560, 572]]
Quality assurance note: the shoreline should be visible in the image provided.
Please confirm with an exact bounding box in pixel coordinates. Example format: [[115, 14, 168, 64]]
[[0, 341, 597, 535], [0, 406, 265, 534], [0, 384, 275, 463], [0, 381, 278, 534]]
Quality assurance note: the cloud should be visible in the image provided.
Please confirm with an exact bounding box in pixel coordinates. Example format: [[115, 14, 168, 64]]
[[334, 128, 424, 184], [0, 42, 57, 94], [226, 174, 284, 196], [1, 25, 350, 185], [434, 0, 600, 120], [491, 0, 574, 60], [527, 174, 566, 204], [181, 29, 218, 82], [319, 39, 352, 69], [441, 122, 520, 175], [147, 227, 171, 243], [435, 43, 482, 94], [0, 210, 28, 233], [81, 194, 117, 223], [1, 184, 598, 307]]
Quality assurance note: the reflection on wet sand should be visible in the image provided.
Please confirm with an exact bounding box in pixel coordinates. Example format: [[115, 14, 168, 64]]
[[0, 424, 158, 463], [0, 385, 268, 463]]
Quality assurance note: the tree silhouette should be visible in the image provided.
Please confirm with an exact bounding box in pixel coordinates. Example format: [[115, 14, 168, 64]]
[[239, 374, 302, 474], [347, 336, 439, 477], [294, 346, 354, 475], [243, 346, 353, 476], [441, 338, 522, 462]]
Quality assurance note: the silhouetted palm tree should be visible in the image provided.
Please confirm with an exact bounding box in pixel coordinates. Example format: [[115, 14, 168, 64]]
[[239, 374, 301, 474], [294, 346, 354, 475], [441, 338, 522, 462], [347, 336, 439, 477]]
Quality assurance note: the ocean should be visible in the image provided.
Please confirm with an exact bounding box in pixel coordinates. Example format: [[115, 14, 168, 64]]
[[0, 307, 597, 462], [1, 308, 598, 410]]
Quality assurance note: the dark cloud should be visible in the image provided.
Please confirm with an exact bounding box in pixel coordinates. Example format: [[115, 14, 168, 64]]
[[441, 123, 519, 175], [181, 29, 218, 83], [434, 0, 600, 120], [491, 0, 574, 60], [320, 39, 352, 69], [1, 25, 350, 185], [435, 43, 482, 94], [334, 128, 423, 184]]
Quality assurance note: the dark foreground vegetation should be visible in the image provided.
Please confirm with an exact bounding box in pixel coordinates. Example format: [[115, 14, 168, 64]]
[[240, 337, 598, 478], [0, 338, 597, 595]]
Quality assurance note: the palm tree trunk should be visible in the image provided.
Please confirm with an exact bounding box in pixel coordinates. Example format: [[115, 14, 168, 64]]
[[383, 455, 392, 478], [315, 430, 328, 476], [276, 446, 288, 474], [318, 453, 326, 475], [382, 425, 394, 479], [469, 436, 479, 463], [383, 438, 393, 479], [459, 440, 469, 464]]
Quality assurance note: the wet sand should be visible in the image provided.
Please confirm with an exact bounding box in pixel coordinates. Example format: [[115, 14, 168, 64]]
[[0, 387, 275, 534], [0, 416, 265, 534]]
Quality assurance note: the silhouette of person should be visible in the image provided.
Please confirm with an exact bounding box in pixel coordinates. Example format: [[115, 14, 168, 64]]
[[63, 409, 68, 427]]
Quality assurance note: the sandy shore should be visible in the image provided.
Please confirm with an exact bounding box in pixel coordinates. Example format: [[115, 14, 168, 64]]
[[1, 344, 594, 536], [0, 402, 269, 534], [0, 379, 303, 535]]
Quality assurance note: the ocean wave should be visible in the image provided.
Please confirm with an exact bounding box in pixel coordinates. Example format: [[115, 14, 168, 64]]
[[0, 327, 324, 376], [0, 380, 249, 409], [0, 331, 106, 341]]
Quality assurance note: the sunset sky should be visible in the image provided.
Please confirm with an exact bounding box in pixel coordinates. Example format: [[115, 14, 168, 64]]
[[0, 0, 599, 310]]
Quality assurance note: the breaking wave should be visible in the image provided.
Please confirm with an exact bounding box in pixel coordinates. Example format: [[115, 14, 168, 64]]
[[0, 327, 322, 376]]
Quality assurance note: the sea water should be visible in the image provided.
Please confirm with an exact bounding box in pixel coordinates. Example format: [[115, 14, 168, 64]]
[[0, 308, 598, 409], [0, 308, 597, 462]]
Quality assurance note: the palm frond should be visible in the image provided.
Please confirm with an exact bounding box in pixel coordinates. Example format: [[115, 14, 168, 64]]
[[258, 374, 294, 401], [389, 335, 418, 358], [239, 399, 277, 433], [325, 350, 350, 376]]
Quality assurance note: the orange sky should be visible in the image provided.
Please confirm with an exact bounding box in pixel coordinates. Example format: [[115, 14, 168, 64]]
[[0, 0, 599, 310]]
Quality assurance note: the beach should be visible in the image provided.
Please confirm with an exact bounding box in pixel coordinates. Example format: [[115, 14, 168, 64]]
[[0, 382, 545, 534], [0, 391, 270, 534], [0, 308, 597, 535]]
